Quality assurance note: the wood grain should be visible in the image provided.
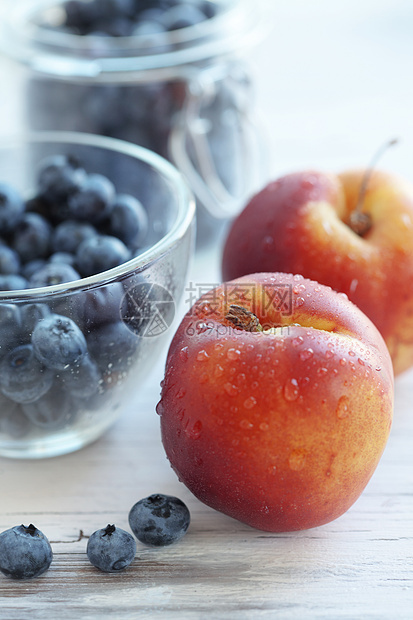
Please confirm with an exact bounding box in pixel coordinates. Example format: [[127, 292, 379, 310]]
[[1, 248, 413, 619]]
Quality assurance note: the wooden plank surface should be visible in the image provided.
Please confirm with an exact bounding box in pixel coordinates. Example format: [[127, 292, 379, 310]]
[[1, 1, 413, 617]]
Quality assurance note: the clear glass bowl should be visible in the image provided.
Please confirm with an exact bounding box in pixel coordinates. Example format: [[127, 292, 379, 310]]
[[0, 131, 195, 459]]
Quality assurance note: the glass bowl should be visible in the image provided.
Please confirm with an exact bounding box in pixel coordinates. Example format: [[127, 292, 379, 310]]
[[0, 131, 195, 459]]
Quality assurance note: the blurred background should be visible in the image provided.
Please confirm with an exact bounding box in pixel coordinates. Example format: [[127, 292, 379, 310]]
[[252, 0, 413, 179], [0, 0, 412, 228]]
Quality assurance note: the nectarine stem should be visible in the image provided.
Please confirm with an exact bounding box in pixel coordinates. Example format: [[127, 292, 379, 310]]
[[349, 138, 399, 236], [225, 305, 263, 332]]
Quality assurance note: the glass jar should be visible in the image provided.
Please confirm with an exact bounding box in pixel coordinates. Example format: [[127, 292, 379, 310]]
[[0, 0, 266, 246]]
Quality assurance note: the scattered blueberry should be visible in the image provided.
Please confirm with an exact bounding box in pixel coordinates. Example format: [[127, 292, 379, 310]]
[[128, 494, 190, 546], [32, 314, 87, 371], [0, 524, 53, 579], [0, 345, 54, 404], [0, 183, 24, 233], [76, 235, 131, 277], [86, 524, 136, 573]]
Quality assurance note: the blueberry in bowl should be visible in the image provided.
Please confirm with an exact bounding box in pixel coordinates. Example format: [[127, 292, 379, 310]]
[[0, 131, 195, 459]]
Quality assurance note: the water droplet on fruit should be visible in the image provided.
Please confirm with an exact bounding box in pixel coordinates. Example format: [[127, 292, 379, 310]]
[[155, 401, 164, 416], [292, 336, 304, 347], [244, 396, 257, 410], [300, 348, 314, 362], [284, 378, 299, 401], [336, 395, 350, 419], [214, 342, 224, 351], [224, 382, 239, 396], [215, 364, 224, 377], [339, 358, 347, 366], [349, 350, 356, 357], [176, 388, 186, 399], [358, 358, 365, 366], [260, 422, 269, 431], [196, 350, 209, 362], [227, 348, 241, 361], [289, 449, 306, 471], [295, 297, 305, 308], [376, 366, 382, 372], [317, 367, 328, 376], [179, 346, 189, 362], [186, 420, 202, 440], [325, 350, 334, 359], [293, 274, 303, 282], [262, 235, 274, 250], [240, 419, 253, 430], [196, 322, 211, 335]]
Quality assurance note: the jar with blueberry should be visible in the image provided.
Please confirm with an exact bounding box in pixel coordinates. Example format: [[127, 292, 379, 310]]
[[0, 0, 266, 245]]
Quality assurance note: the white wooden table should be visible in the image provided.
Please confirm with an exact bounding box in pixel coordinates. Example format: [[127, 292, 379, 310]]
[[1, 1, 413, 617]]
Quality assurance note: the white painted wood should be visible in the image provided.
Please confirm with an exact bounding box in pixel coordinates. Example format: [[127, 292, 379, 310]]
[[1, 1, 413, 617]]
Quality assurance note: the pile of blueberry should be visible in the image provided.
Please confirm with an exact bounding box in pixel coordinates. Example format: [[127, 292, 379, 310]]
[[0, 494, 190, 578], [0, 153, 149, 440], [59, 0, 217, 37]]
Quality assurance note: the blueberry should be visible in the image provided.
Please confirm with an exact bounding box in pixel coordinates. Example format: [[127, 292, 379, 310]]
[[19, 303, 51, 340], [29, 263, 81, 288], [22, 381, 77, 430], [0, 246, 20, 275], [87, 320, 139, 374], [0, 344, 54, 404], [160, 3, 207, 31], [0, 524, 53, 579], [107, 194, 148, 246], [0, 275, 28, 291], [37, 154, 86, 205], [76, 235, 131, 277], [21, 259, 47, 281], [0, 393, 30, 438], [77, 282, 127, 331], [86, 524, 136, 573], [12, 213, 52, 262], [59, 354, 101, 399], [32, 314, 87, 371], [68, 173, 115, 223], [0, 183, 24, 233], [49, 252, 77, 268], [52, 220, 97, 254], [128, 494, 190, 546], [0, 304, 22, 355]]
